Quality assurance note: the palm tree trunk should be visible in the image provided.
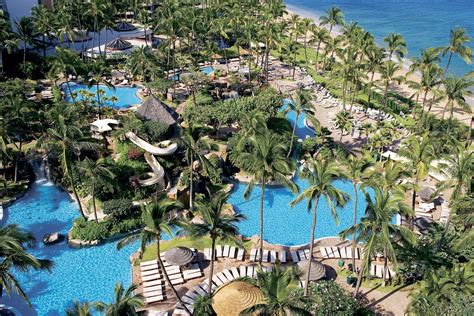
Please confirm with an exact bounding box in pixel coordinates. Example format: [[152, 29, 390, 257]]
[[259, 175, 265, 266], [420, 90, 428, 119], [66, 157, 87, 220], [287, 112, 299, 158], [353, 248, 367, 298], [207, 237, 216, 296], [468, 116, 473, 146], [441, 101, 450, 120], [444, 52, 453, 75], [156, 236, 191, 314], [42, 34, 47, 58], [315, 42, 321, 71], [367, 71, 375, 105], [13, 139, 22, 183], [382, 246, 388, 287], [223, 47, 229, 73], [92, 183, 98, 223], [189, 160, 194, 212], [96, 82, 102, 119], [304, 197, 319, 296], [352, 182, 358, 270], [411, 180, 417, 230]]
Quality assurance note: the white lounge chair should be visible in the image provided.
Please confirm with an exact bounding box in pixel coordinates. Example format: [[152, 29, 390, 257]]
[[304, 249, 311, 259], [236, 248, 245, 261], [246, 265, 255, 278], [279, 251, 287, 263], [239, 266, 247, 276], [142, 274, 162, 282], [141, 269, 161, 277], [143, 279, 164, 287], [339, 247, 347, 258], [143, 290, 164, 298], [140, 260, 157, 267], [145, 295, 164, 304], [223, 245, 230, 257], [228, 246, 236, 258], [216, 245, 223, 258], [270, 250, 277, 263], [223, 269, 235, 281], [345, 247, 353, 259], [249, 249, 257, 262], [298, 250, 307, 260], [290, 251, 300, 262], [203, 248, 212, 261], [262, 249, 270, 263], [320, 247, 329, 259], [325, 247, 335, 258], [331, 246, 340, 258], [143, 285, 163, 293], [183, 270, 202, 281]]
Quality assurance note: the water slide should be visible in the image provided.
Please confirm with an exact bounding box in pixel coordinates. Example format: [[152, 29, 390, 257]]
[[126, 132, 178, 186]]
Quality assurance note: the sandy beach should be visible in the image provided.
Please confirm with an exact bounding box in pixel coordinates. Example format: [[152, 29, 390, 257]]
[[284, 5, 473, 126]]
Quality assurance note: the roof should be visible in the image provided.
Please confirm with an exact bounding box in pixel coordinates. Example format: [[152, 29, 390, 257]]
[[106, 38, 132, 50], [297, 259, 326, 281], [212, 281, 264, 316], [164, 247, 194, 266], [115, 21, 137, 32], [137, 96, 179, 125]]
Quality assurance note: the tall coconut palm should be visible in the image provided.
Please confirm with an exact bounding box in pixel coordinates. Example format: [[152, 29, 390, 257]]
[[191, 191, 245, 296], [309, 27, 331, 72], [290, 157, 349, 295], [383, 33, 407, 62], [408, 64, 443, 118], [14, 17, 39, 63], [38, 114, 95, 219], [334, 110, 354, 141], [300, 18, 313, 67], [319, 6, 345, 35], [66, 301, 93, 316], [286, 88, 317, 157], [378, 61, 405, 106], [440, 73, 474, 120], [340, 189, 416, 295], [117, 195, 191, 314], [399, 133, 435, 226], [0, 225, 53, 305], [231, 126, 297, 264], [365, 160, 410, 196], [31, 5, 54, 58], [342, 155, 372, 270], [333, 46, 359, 109], [408, 48, 441, 75], [79, 158, 115, 222], [245, 263, 310, 315], [94, 283, 144, 315], [49, 47, 84, 103], [87, 60, 114, 119], [364, 45, 385, 105], [441, 28, 472, 74], [180, 125, 216, 212]]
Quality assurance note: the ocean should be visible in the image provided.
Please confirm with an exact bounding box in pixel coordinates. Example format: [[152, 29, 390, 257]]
[[285, 0, 474, 77]]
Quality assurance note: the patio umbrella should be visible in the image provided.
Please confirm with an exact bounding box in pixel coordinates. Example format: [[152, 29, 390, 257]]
[[419, 186, 435, 202], [106, 38, 132, 51], [164, 247, 194, 266], [297, 259, 326, 281], [211, 53, 223, 59], [115, 21, 137, 32], [212, 281, 264, 316]]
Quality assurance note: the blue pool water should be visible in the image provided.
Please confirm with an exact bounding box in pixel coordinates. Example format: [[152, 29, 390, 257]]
[[286, 0, 474, 77], [200, 66, 215, 76], [283, 99, 315, 140], [1, 182, 138, 315], [63, 83, 141, 109]]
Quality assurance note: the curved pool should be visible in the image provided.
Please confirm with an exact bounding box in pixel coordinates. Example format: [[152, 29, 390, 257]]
[[2, 182, 137, 315], [63, 82, 141, 109]]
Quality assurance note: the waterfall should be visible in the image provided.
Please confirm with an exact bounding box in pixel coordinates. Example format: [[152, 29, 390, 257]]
[[30, 157, 51, 183]]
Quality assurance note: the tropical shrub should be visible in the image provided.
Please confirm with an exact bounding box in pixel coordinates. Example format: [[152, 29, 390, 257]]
[[144, 121, 169, 142], [127, 147, 142, 160], [102, 198, 135, 220], [70, 217, 142, 241]]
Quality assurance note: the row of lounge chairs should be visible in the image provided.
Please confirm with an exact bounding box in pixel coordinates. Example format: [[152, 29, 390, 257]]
[[203, 245, 245, 261], [174, 265, 273, 315], [249, 248, 287, 263], [370, 264, 396, 279], [320, 246, 361, 259]]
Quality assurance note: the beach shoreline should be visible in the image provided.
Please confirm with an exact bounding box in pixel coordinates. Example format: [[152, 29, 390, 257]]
[[284, 4, 474, 120]]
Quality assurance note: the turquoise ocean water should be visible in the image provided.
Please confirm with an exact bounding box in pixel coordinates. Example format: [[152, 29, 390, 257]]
[[286, 0, 474, 76]]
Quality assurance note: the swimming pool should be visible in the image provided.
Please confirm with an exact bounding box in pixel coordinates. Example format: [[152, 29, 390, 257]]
[[169, 66, 215, 81], [2, 182, 138, 315], [200, 66, 215, 76], [63, 83, 141, 109], [228, 103, 366, 246]]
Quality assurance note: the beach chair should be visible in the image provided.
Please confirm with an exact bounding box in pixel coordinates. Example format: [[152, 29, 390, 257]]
[[325, 247, 335, 258], [216, 245, 223, 258], [143, 279, 165, 287], [376, 265, 384, 278], [339, 247, 347, 258], [246, 265, 255, 278], [140, 260, 156, 267], [203, 248, 212, 261], [236, 248, 245, 261], [223, 245, 230, 257], [297, 250, 306, 260], [143, 285, 164, 293], [270, 250, 277, 263], [183, 270, 202, 281], [141, 269, 161, 277], [185, 291, 199, 299], [145, 295, 164, 304], [320, 247, 329, 259], [212, 274, 225, 286], [331, 246, 341, 258], [354, 248, 360, 260], [228, 246, 236, 259], [304, 249, 311, 259], [141, 263, 159, 271], [169, 273, 184, 281], [143, 290, 165, 298], [194, 284, 207, 297], [230, 267, 240, 278], [388, 267, 396, 278], [278, 251, 287, 263], [290, 251, 300, 263], [223, 269, 235, 281], [239, 266, 247, 276], [182, 296, 195, 305], [370, 264, 377, 277], [345, 247, 352, 259], [142, 274, 162, 282]]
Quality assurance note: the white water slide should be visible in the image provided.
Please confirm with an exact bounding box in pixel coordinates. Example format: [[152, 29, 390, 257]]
[[126, 132, 178, 186]]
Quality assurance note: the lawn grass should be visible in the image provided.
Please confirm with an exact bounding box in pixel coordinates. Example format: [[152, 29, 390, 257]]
[[336, 269, 415, 293], [139, 236, 253, 263]]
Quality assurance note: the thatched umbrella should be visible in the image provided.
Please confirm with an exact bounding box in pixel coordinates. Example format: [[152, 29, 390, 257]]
[[419, 187, 435, 202], [137, 96, 179, 125], [211, 53, 223, 59], [297, 259, 326, 281], [115, 21, 137, 32], [212, 281, 264, 316], [106, 38, 132, 51], [164, 247, 194, 266]]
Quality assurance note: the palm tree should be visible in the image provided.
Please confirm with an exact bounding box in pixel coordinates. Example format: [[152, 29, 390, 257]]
[[340, 189, 416, 295], [31, 5, 55, 58], [38, 114, 95, 219], [334, 110, 354, 141], [180, 125, 216, 212], [245, 264, 310, 315], [14, 17, 39, 63], [309, 27, 331, 72], [281, 41, 299, 80], [333, 46, 359, 109], [440, 73, 474, 120], [290, 157, 349, 295], [343, 155, 372, 270], [49, 47, 84, 103], [441, 28, 472, 74], [231, 126, 297, 264], [365, 160, 410, 196], [192, 191, 245, 296], [378, 61, 405, 106], [364, 45, 385, 105], [399, 133, 435, 226], [87, 60, 114, 119], [300, 18, 314, 67], [319, 6, 345, 35], [66, 301, 92, 316], [79, 158, 115, 222], [408, 48, 441, 75], [94, 283, 144, 315], [286, 88, 317, 157], [383, 33, 407, 62], [408, 64, 443, 118], [117, 195, 191, 315], [0, 225, 53, 305]]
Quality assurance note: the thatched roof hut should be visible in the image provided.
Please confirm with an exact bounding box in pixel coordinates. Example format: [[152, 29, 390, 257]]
[[164, 247, 194, 266], [137, 96, 179, 125], [115, 21, 137, 32], [297, 259, 326, 281], [106, 38, 132, 51], [212, 281, 264, 316]]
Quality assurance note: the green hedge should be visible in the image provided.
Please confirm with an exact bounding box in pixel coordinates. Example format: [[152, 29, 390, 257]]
[[70, 217, 142, 241], [102, 198, 135, 221]]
